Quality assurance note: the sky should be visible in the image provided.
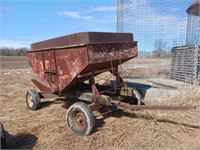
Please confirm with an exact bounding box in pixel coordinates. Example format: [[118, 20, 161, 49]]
[[0, 0, 116, 48], [117, 0, 194, 51], [0, 0, 196, 51]]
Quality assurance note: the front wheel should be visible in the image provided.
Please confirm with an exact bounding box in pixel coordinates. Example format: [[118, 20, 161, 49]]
[[66, 102, 95, 136], [25, 89, 41, 111]]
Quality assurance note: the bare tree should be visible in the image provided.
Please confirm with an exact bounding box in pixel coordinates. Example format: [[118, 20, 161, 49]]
[[0, 47, 29, 56], [153, 39, 168, 58]]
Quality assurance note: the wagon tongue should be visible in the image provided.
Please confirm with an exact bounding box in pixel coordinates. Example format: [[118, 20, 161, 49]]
[[112, 101, 199, 111]]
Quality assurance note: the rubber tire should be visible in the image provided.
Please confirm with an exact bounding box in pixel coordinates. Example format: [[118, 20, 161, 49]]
[[66, 102, 95, 136], [0, 122, 6, 149], [25, 89, 41, 111]]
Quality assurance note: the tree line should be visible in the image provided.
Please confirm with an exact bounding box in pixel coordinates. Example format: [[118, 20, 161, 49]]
[[0, 47, 29, 56]]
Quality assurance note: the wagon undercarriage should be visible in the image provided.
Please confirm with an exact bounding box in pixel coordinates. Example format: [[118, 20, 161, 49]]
[[26, 68, 198, 135], [26, 32, 198, 136]]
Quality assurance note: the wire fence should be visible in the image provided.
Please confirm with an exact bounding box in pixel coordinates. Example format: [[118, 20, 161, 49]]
[[117, 0, 200, 52]]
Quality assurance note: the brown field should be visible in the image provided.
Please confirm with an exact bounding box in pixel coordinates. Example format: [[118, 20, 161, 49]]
[[122, 58, 171, 78], [0, 56, 200, 150], [0, 56, 29, 70]]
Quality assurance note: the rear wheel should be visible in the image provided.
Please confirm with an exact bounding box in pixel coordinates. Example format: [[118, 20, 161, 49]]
[[26, 89, 41, 110], [66, 102, 95, 136]]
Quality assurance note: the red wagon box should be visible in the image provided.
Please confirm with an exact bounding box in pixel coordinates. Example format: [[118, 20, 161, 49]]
[[27, 32, 138, 94]]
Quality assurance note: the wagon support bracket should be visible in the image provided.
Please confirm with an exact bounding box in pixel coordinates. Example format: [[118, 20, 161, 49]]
[[89, 76, 111, 106]]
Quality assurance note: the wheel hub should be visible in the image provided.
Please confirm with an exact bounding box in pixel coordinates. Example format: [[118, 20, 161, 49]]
[[27, 95, 34, 107], [73, 111, 86, 131]]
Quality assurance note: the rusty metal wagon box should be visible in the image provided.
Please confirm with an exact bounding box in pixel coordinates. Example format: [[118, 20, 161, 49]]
[[27, 32, 138, 94]]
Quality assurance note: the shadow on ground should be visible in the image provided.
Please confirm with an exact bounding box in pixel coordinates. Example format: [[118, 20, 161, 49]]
[[36, 96, 200, 133], [39, 97, 90, 110], [3, 131, 37, 149], [109, 109, 200, 129]]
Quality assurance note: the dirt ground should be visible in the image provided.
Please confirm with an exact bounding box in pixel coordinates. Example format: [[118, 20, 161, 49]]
[[0, 56, 200, 150]]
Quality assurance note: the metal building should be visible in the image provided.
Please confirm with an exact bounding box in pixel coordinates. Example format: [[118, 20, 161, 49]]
[[170, 0, 200, 84], [186, 0, 200, 45]]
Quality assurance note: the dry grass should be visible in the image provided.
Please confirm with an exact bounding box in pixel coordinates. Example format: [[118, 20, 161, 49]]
[[0, 56, 200, 150], [122, 58, 170, 78]]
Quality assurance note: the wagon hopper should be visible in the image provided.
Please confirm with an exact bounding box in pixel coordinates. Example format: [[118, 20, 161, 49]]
[[26, 32, 197, 136]]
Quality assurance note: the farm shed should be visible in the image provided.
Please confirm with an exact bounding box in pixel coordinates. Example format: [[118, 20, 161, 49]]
[[186, 0, 200, 45]]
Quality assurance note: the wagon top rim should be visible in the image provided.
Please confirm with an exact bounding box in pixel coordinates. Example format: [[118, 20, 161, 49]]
[[30, 32, 135, 51]]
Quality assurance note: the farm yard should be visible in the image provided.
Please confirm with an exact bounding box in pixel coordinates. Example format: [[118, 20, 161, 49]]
[[0, 56, 200, 150], [1, 0, 200, 149]]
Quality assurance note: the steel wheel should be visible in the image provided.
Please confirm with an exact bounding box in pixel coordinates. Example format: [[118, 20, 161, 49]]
[[66, 102, 95, 136], [26, 89, 41, 111]]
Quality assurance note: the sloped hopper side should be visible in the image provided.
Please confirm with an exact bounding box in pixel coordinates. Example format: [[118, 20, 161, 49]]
[[27, 32, 138, 94]]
